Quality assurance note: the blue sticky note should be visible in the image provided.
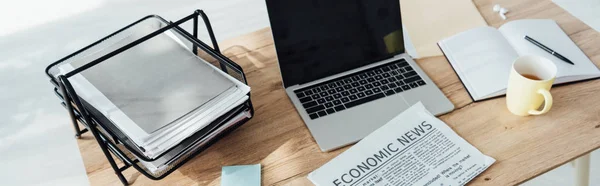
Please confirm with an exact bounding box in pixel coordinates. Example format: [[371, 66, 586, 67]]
[[221, 164, 261, 186]]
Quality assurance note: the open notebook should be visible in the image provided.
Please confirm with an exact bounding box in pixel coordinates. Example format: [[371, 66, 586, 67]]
[[439, 19, 600, 101]]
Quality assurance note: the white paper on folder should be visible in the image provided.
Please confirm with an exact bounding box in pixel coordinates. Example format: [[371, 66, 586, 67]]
[[67, 28, 235, 135], [56, 26, 251, 158], [139, 110, 251, 174]]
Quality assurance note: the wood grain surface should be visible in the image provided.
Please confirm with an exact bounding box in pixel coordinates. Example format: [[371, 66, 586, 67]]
[[76, 0, 600, 185]]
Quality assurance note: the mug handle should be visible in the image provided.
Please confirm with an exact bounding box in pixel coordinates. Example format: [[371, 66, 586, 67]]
[[528, 89, 553, 115]]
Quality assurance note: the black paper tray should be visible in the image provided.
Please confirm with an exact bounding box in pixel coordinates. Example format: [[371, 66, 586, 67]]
[[44, 10, 254, 185]]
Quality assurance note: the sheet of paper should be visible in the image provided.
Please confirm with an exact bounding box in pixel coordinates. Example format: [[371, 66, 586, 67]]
[[56, 27, 252, 158], [67, 27, 236, 134], [499, 19, 600, 83], [308, 102, 495, 186], [221, 164, 261, 186], [401, 0, 488, 57], [439, 27, 518, 100], [139, 110, 251, 173], [58, 54, 248, 158], [553, 0, 600, 32]]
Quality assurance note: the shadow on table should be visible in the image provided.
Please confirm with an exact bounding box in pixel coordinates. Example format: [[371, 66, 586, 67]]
[[222, 45, 268, 69], [176, 44, 320, 185]]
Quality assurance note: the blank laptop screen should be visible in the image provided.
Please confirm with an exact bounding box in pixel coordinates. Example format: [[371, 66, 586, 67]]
[[266, 0, 405, 87]]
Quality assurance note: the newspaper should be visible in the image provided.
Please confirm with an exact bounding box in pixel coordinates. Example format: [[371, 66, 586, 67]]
[[308, 102, 495, 186]]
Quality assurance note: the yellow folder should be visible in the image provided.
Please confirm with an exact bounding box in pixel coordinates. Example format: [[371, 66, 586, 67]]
[[400, 0, 488, 57]]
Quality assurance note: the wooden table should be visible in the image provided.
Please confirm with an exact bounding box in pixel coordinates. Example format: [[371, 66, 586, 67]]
[[78, 0, 600, 185]]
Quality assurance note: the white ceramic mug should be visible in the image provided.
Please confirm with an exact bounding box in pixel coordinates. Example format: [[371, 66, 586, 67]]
[[506, 56, 557, 116]]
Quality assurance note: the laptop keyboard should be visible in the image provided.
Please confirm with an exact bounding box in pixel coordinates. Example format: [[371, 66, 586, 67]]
[[293, 59, 427, 120]]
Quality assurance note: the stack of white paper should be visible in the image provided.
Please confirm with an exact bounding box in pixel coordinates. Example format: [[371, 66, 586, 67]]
[[52, 23, 251, 172], [139, 110, 252, 174]]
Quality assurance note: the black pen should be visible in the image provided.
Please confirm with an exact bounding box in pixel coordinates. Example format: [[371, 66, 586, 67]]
[[524, 35, 574, 65]]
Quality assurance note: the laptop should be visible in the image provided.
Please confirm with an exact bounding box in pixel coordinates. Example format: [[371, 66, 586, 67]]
[[265, 0, 454, 151]]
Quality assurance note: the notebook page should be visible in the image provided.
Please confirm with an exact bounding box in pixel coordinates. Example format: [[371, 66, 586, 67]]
[[439, 27, 518, 100], [499, 19, 600, 83]]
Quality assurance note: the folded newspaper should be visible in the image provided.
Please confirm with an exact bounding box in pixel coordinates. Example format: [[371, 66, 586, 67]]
[[308, 102, 495, 186]]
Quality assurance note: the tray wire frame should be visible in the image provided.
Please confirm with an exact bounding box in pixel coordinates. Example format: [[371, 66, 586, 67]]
[[46, 10, 254, 185]]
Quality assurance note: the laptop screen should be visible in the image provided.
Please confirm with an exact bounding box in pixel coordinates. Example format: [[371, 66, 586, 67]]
[[266, 0, 405, 87]]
